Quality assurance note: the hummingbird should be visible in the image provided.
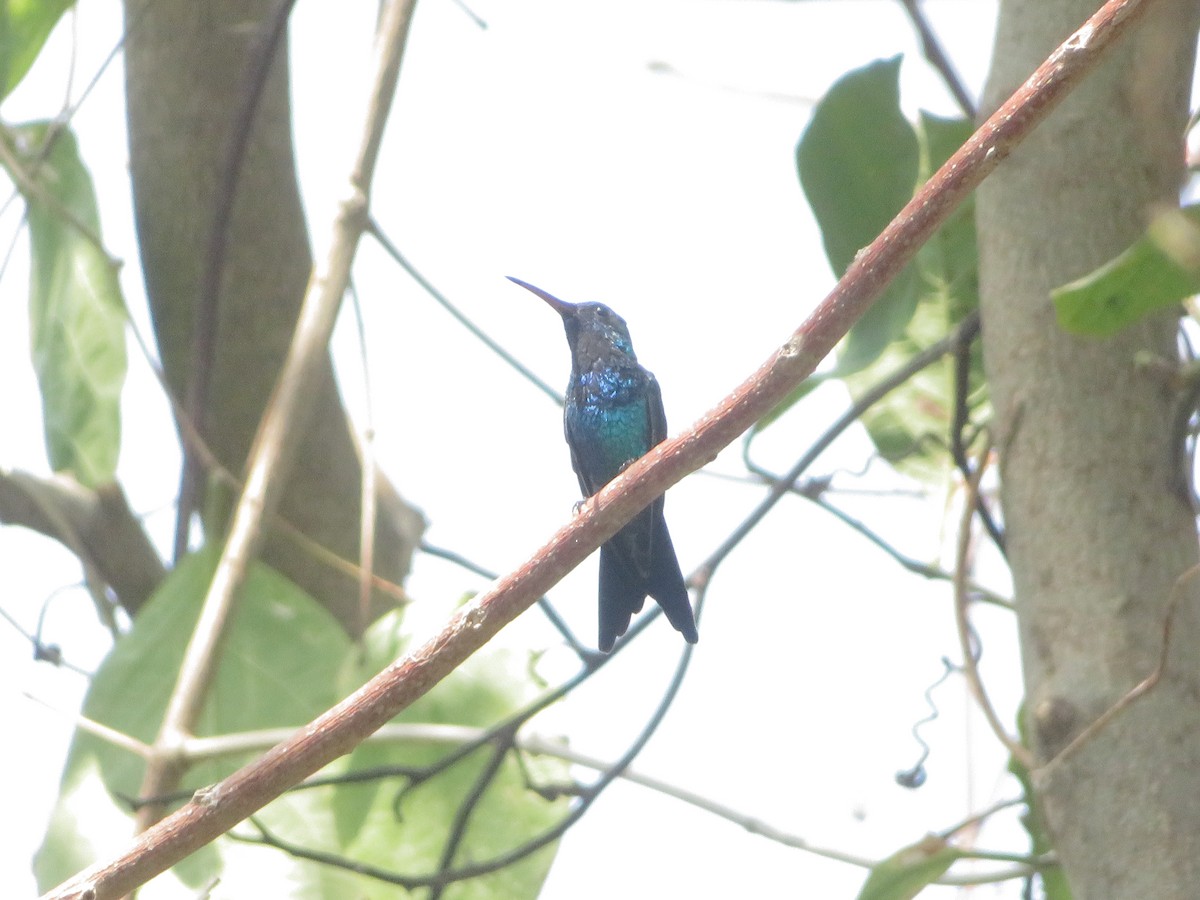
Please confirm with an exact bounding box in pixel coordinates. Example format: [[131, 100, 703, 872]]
[[508, 276, 699, 652]]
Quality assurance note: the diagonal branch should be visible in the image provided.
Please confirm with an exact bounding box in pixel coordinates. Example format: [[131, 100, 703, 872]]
[[44, 1, 1155, 896]]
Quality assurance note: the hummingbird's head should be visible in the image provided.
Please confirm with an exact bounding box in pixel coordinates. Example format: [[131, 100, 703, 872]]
[[507, 276, 637, 359], [564, 301, 635, 357]]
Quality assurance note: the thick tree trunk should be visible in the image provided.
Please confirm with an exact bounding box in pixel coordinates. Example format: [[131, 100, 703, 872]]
[[123, 1, 423, 632], [977, 0, 1200, 895]]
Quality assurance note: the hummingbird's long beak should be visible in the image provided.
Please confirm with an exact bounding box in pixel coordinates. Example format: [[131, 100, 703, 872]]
[[506, 276, 576, 317]]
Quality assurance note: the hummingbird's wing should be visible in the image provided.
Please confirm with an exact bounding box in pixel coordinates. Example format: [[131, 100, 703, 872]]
[[566, 434, 595, 497], [565, 368, 698, 650], [640, 374, 698, 643], [603, 374, 698, 647], [564, 418, 612, 498], [641, 373, 669, 560], [644, 372, 668, 447], [596, 371, 666, 585]]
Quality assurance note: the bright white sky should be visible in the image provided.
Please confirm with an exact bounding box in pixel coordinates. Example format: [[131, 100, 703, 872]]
[[0, 1, 1026, 897]]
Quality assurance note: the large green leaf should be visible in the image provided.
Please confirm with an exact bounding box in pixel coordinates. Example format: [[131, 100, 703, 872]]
[[34, 548, 352, 895], [5, 121, 127, 486], [1053, 205, 1200, 337], [35, 552, 566, 897], [844, 113, 985, 484], [751, 56, 922, 437], [328, 610, 569, 899], [0, 0, 72, 99], [771, 96, 985, 484], [797, 55, 921, 375]]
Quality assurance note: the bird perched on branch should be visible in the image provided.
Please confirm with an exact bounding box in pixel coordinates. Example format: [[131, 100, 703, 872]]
[[508, 276, 699, 652]]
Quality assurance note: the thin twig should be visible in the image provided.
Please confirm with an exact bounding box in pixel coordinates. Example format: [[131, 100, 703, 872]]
[[233, 807, 1040, 889], [347, 280, 380, 636], [448, 0, 487, 29], [953, 445, 1032, 769], [429, 739, 509, 899], [221, 600, 696, 892], [0, 600, 91, 676], [22, 692, 151, 759], [1038, 564, 1200, 774], [898, 0, 976, 118], [716, 313, 979, 582], [420, 541, 588, 655], [367, 219, 562, 404], [217, 721, 1040, 888], [948, 310, 1007, 554], [812, 494, 1011, 609]]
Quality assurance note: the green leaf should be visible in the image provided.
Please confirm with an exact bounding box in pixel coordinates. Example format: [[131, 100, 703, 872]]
[[797, 55, 921, 376], [857, 834, 962, 900], [0, 0, 72, 99], [755, 56, 920, 445], [798, 55, 919, 276], [845, 113, 984, 483], [329, 612, 569, 899], [36, 553, 565, 896], [770, 102, 985, 484], [5, 122, 127, 486], [35, 548, 352, 894], [1053, 205, 1200, 337]]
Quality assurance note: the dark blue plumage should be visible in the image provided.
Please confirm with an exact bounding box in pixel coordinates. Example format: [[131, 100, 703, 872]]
[[508, 276, 699, 652]]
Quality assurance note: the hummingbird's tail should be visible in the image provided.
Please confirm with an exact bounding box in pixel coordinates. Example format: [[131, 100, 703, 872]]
[[645, 514, 699, 645], [595, 518, 699, 652], [598, 543, 648, 652]]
